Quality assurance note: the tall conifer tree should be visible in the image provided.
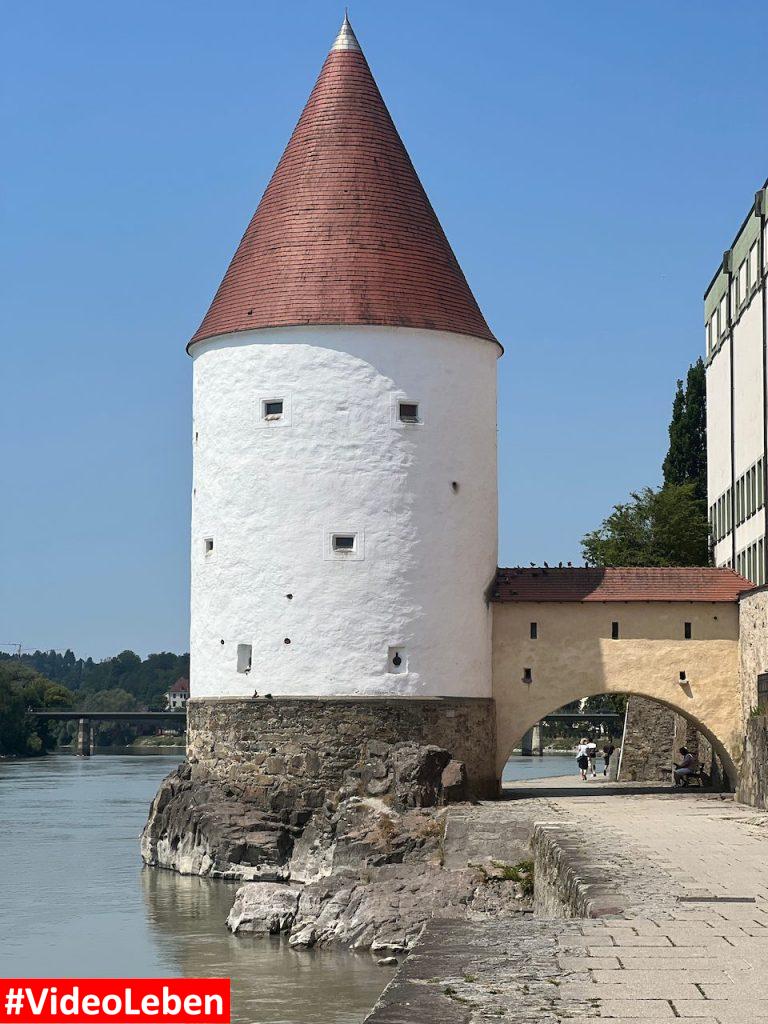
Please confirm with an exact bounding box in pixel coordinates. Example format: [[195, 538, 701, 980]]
[[662, 358, 707, 501]]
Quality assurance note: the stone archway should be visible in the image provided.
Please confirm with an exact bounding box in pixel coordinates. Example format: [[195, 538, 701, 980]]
[[496, 689, 736, 787], [492, 596, 743, 787]]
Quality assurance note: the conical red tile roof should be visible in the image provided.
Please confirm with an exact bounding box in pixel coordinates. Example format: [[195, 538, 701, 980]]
[[189, 17, 498, 350]]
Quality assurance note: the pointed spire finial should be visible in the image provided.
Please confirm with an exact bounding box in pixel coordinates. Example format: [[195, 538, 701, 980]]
[[331, 11, 361, 52]]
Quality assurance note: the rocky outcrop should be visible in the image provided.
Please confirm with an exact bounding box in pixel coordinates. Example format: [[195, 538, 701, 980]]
[[360, 742, 452, 807], [141, 741, 465, 878], [227, 882, 301, 934], [141, 740, 522, 952], [289, 795, 446, 884], [140, 764, 295, 880], [226, 799, 534, 952], [230, 865, 483, 952]]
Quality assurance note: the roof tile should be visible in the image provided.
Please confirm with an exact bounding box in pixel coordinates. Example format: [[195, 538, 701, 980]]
[[492, 567, 753, 603], [189, 22, 497, 350]]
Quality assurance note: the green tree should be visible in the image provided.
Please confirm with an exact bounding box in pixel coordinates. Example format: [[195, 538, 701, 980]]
[[0, 648, 189, 709], [581, 694, 628, 716], [0, 661, 73, 756], [582, 483, 709, 567], [662, 358, 707, 501], [582, 359, 710, 567]]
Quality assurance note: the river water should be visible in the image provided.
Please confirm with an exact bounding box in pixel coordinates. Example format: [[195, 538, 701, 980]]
[[0, 751, 571, 1022], [0, 753, 393, 1024], [502, 753, 576, 784]]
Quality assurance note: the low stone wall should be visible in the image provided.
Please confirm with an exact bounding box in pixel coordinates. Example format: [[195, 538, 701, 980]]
[[187, 696, 497, 812], [531, 822, 629, 918], [737, 714, 768, 809]]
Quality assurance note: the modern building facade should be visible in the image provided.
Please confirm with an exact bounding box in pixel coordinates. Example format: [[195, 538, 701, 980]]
[[706, 180, 768, 583]]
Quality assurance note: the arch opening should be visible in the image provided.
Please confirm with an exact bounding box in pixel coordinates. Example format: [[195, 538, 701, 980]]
[[498, 690, 736, 792]]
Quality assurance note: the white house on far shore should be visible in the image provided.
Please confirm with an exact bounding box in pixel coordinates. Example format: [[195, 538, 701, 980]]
[[166, 677, 190, 710]]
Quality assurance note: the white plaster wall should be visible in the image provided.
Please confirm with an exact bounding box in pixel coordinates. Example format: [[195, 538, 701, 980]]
[[735, 514, 765, 555], [708, 293, 767, 570], [190, 325, 499, 699], [706, 341, 732, 512], [732, 301, 763, 475]]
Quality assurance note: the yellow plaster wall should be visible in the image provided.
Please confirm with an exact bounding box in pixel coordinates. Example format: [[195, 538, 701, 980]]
[[492, 601, 741, 779]]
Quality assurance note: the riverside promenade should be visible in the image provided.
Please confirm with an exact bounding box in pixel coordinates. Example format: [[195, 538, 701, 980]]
[[366, 777, 768, 1023]]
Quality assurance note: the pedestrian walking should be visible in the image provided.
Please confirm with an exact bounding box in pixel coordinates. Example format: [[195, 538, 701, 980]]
[[576, 738, 590, 781]]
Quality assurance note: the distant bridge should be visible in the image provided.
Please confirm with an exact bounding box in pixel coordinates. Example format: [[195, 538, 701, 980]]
[[539, 713, 623, 722], [29, 710, 186, 756]]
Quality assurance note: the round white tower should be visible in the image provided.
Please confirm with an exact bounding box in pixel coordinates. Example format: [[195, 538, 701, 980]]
[[188, 17, 501, 703]]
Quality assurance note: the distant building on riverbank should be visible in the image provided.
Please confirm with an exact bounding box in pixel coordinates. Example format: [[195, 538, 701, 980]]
[[166, 677, 189, 710]]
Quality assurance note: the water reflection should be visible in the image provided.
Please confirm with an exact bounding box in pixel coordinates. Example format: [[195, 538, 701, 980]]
[[141, 869, 392, 1024]]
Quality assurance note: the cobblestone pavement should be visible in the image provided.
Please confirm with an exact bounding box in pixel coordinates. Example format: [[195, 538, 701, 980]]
[[514, 777, 768, 1022], [366, 779, 768, 1023]]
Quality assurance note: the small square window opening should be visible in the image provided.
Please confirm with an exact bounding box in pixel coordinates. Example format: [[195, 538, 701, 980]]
[[398, 402, 420, 423], [263, 399, 284, 420], [204, 537, 214, 555], [611, 621, 619, 640], [522, 667, 532, 684], [332, 533, 356, 552], [684, 622, 692, 640], [530, 622, 538, 640]]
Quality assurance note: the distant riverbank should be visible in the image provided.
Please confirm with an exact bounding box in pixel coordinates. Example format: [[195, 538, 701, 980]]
[[58, 735, 186, 752]]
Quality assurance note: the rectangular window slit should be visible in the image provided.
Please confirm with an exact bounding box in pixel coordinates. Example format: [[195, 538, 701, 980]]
[[204, 537, 214, 555], [611, 621, 619, 640], [684, 622, 692, 640], [236, 644, 252, 674], [530, 622, 538, 640]]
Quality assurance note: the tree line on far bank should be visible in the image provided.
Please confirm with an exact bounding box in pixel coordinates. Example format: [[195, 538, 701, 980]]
[[0, 649, 188, 757]]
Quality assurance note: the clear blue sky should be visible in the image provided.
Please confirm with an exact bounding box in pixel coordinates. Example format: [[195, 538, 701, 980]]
[[2, 1, 766, 660]]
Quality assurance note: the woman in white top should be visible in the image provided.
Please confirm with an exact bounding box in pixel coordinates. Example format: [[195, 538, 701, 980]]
[[576, 738, 590, 781]]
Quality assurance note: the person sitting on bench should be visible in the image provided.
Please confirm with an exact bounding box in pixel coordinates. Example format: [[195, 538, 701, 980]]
[[673, 747, 696, 786]]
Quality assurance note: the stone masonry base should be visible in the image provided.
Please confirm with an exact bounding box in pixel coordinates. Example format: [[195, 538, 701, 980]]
[[187, 695, 498, 811]]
